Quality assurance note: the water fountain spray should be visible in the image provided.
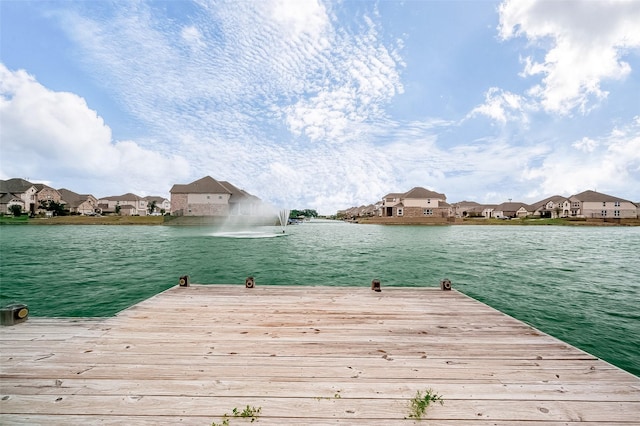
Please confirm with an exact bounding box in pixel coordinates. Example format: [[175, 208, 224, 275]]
[[278, 209, 290, 233]]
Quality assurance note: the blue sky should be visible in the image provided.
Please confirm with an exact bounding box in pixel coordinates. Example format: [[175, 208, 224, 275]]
[[1, 0, 639, 214]]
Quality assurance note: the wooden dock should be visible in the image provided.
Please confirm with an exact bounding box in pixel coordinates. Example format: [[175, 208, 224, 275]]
[[1, 285, 638, 425]]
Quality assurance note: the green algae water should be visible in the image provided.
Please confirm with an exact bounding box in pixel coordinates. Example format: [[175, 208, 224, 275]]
[[1, 222, 638, 376]]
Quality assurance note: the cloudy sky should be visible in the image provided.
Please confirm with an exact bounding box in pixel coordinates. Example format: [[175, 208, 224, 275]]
[[1, 0, 639, 214]]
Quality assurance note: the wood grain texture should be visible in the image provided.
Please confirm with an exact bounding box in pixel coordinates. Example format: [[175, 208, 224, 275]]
[[1, 285, 638, 425]]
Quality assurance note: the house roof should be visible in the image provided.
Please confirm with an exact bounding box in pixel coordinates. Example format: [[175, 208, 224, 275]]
[[570, 190, 632, 203], [454, 201, 481, 207], [99, 193, 141, 201], [494, 202, 533, 212], [143, 196, 169, 203], [0, 178, 35, 194], [219, 181, 260, 203], [531, 195, 568, 210], [33, 183, 57, 193], [58, 188, 96, 208], [0, 193, 23, 203], [382, 192, 404, 199], [403, 187, 446, 200], [170, 176, 231, 195]]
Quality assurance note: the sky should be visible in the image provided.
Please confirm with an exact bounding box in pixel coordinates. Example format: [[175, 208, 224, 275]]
[[1, 0, 639, 215]]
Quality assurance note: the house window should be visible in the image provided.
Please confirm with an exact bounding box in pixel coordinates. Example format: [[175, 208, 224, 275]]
[[427, 199, 431, 204], [614, 201, 620, 207], [601, 210, 607, 217], [602, 202, 606, 207], [207, 195, 210, 199], [219, 195, 223, 199], [397, 208, 403, 216], [614, 210, 620, 217], [423, 209, 433, 216]]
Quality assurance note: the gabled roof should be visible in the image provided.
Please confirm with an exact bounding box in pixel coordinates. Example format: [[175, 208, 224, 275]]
[[454, 201, 481, 207], [383, 192, 404, 199], [494, 202, 532, 211], [219, 181, 260, 203], [99, 193, 141, 202], [531, 195, 568, 210], [570, 190, 632, 203], [0, 178, 35, 194], [143, 196, 169, 203], [403, 187, 446, 200], [33, 183, 58, 193], [170, 176, 231, 195], [58, 189, 96, 208], [0, 193, 24, 203]]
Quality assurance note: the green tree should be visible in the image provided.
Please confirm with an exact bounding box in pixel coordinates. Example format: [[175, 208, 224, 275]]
[[9, 204, 22, 217], [148, 200, 157, 215], [289, 209, 318, 219], [115, 204, 121, 215], [39, 200, 66, 216]]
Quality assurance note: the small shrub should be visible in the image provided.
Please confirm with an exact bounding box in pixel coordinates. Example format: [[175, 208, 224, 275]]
[[406, 389, 444, 420]]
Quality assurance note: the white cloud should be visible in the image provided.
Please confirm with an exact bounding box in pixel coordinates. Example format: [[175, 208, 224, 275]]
[[0, 64, 189, 196], [271, 0, 329, 42], [181, 25, 206, 49], [572, 137, 598, 153], [522, 119, 640, 199], [468, 87, 529, 124], [499, 0, 640, 115]]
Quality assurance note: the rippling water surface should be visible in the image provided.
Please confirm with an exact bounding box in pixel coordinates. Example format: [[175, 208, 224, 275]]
[[1, 221, 638, 376]]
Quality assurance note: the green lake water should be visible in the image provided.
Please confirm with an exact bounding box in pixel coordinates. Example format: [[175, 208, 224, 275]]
[[1, 221, 638, 376]]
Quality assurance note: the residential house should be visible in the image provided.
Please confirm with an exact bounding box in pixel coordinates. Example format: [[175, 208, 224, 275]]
[[381, 187, 449, 218], [0, 192, 25, 215], [491, 202, 533, 219], [453, 201, 482, 218], [97, 193, 148, 216], [219, 181, 261, 216], [34, 184, 62, 207], [341, 204, 379, 220], [531, 195, 571, 218], [58, 188, 98, 215], [143, 196, 171, 215], [568, 190, 637, 219], [0, 178, 37, 215], [170, 176, 259, 217]]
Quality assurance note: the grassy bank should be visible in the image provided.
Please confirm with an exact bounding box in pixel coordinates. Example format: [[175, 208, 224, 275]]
[[356, 216, 640, 226], [0, 215, 29, 225]]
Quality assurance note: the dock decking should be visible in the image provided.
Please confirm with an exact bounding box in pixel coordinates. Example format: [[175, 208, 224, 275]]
[[1, 285, 639, 425]]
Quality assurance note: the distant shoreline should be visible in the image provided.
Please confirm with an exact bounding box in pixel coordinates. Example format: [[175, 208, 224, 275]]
[[1, 215, 639, 226]]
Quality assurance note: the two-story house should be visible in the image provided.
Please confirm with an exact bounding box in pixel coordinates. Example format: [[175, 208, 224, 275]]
[[170, 176, 231, 216], [531, 195, 571, 218], [58, 188, 98, 215], [0, 178, 37, 215], [97, 193, 148, 216], [170, 176, 262, 217], [568, 190, 637, 219], [381, 187, 449, 218], [143, 196, 171, 215]]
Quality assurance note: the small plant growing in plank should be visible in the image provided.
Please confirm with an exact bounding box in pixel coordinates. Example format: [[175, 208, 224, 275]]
[[212, 405, 262, 425], [406, 389, 444, 420]]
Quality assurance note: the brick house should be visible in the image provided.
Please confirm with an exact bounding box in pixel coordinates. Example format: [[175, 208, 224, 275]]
[[381, 187, 450, 218], [58, 188, 98, 215], [0, 178, 38, 215]]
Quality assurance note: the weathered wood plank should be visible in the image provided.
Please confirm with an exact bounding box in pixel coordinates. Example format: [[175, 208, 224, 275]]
[[2, 395, 639, 422], [3, 415, 634, 426], [2, 378, 639, 401]]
